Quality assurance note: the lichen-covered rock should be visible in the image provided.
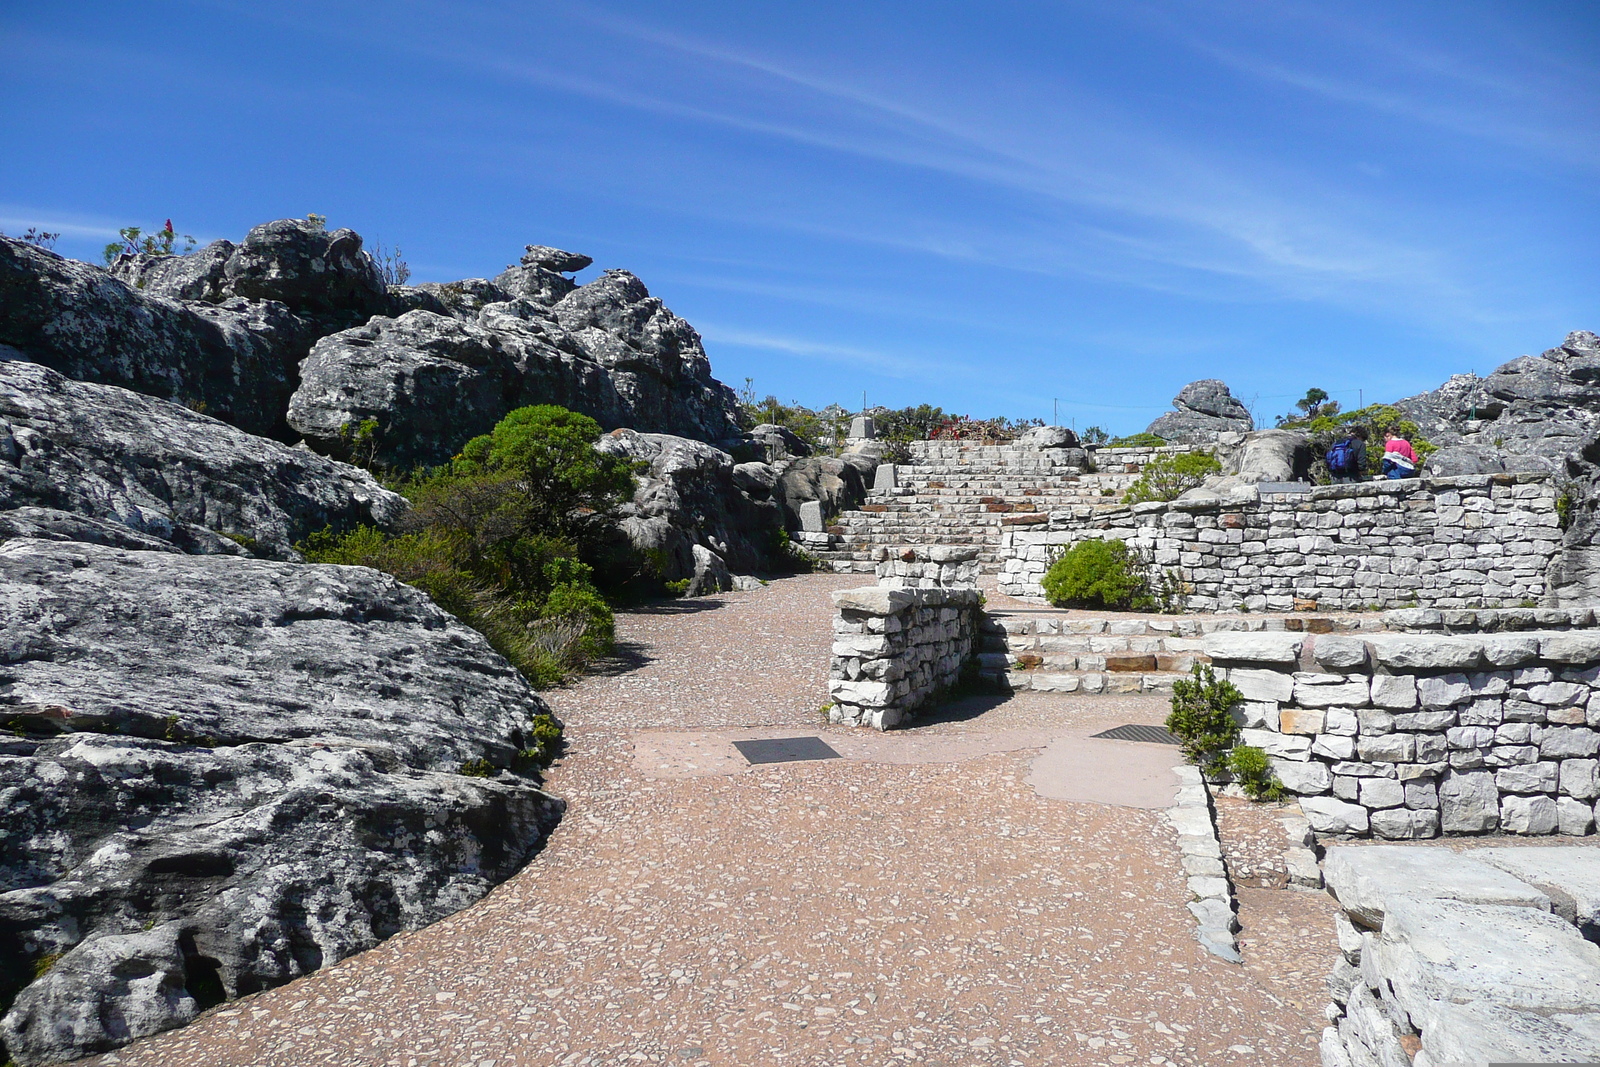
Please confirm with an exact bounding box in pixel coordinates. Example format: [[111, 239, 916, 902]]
[[596, 429, 782, 583], [1400, 332, 1600, 461], [1146, 379, 1253, 442], [288, 272, 742, 468], [0, 239, 311, 438], [220, 219, 388, 319], [0, 540, 563, 1065], [0, 361, 404, 559]]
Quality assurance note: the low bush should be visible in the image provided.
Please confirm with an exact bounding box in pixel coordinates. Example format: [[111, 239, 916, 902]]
[[1121, 452, 1221, 504], [1040, 539, 1153, 610], [1107, 432, 1167, 448], [301, 406, 634, 702], [1226, 744, 1285, 801], [1166, 664, 1242, 773]]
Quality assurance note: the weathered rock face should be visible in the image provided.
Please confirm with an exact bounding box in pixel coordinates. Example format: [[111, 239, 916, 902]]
[[111, 220, 388, 322], [775, 454, 874, 531], [1400, 332, 1600, 461], [0, 239, 313, 439], [1215, 429, 1311, 482], [1146, 379, 1253, 442], [0, 361, 405, 559], [596, 429, 782, 588], [288, 271, 742, 468], [0, 540, 563, 1066]]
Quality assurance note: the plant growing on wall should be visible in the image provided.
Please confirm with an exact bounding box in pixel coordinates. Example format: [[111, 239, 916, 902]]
[[1226, 744, 1285, 801], [1040, 538, 1155, 610], [1166, 664, 1242, 773], [1121, 451, 1221, 504]]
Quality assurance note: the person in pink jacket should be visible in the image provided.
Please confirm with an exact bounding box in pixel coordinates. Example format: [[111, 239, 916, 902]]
[[1382, 435, 1419, 479]]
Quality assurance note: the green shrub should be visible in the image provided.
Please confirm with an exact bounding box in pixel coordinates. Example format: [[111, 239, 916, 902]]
[[1166, 664, 1242, 773], [300, 405, 633, 688], [1226, 744, 1285, 801], [1122, 452, 1221, 504], [516, 711, 564, 768], [102, 221, 195, 264], [1107, 432, 1167, 448], [458, 758, 495, 778], [1040, 539, 1153, 610]]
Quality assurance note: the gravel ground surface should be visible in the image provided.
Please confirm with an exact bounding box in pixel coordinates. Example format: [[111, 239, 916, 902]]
[[91, 574, 1339, 1067]]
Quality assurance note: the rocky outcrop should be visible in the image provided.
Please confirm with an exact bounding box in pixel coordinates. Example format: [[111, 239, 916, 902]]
[[288, 270, 742, 468], [0, 241, 313, 439], [0, 540, 563, 1066], [596, 430, 782, 590], [0, 361, 405, 559], [1145, 379, 1253, 443], [1214, 429, 1311, 483], [776, 454, 874, 531], [1400, 331, 1600, 461]]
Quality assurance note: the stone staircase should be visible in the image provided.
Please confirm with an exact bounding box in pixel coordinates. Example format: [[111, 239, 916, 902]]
[[811, 441, 1176, 573], [978, 610, 1382, 695]]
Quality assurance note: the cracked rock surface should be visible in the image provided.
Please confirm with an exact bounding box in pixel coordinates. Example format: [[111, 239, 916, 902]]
[[0, 540, 563, 1066]]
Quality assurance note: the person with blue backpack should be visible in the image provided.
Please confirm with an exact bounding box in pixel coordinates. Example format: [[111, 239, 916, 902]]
[[1326, 426, 1368, 483]]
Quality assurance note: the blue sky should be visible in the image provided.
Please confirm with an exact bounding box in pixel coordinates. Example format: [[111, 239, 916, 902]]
[[3, 1, 1596, 434]]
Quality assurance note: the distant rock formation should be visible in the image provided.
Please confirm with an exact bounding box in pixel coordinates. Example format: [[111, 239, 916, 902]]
[[1146, 379, 1253, 442], [1400, 331, 1600, 467]]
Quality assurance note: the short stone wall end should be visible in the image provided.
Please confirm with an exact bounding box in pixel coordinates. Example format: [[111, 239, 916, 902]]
[[829, 586, 982, 730]]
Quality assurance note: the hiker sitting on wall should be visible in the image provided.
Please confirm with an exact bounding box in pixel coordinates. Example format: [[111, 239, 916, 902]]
[[1325, 426, 1368, 484], [1381, 434, 1419, 479]]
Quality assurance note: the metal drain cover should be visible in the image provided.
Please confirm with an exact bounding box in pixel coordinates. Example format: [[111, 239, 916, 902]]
[[732, 736, 842, 765], [1090, 723, 1180, 745]]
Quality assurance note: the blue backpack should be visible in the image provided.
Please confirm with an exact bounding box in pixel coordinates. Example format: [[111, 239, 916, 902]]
[[1326, 438, 1358, 475]]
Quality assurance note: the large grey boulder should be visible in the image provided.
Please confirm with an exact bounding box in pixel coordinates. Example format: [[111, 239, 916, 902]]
[[596, 429, 782, 583], [0, 361, 404, 559], [288, 271, 742, 468], [0, 239, 313, 439], [775, 455, 872, 532], [1215, 429, 1310, 482], [0, 540, 563, 1065], [1145, 379, 1253, 443]]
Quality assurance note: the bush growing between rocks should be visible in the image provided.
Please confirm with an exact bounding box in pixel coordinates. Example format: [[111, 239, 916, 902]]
[[1040, 539, 1155, 611], [1121, 452, 1221, 504], [1107, 432, 1167, 448], [302, 405, 634, 694], [1166, 664, 1242, 774], [1225, 744, 1284, 801]]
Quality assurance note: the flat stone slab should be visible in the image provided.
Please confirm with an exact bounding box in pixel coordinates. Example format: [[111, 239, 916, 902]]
[[1419, 1001, 1600, 1065], [1378, 898, 1600, 1025], [732, 737, 842, 765], [1323, 845, 1550, 928], [1476, 846, 1600, 931]]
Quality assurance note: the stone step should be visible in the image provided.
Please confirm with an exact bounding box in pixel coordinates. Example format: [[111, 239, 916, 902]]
[[983, 667, 1191, 695]]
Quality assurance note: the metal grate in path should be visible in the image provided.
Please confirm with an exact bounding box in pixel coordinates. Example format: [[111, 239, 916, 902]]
[[1090, 723, 1180, 745], [733, 736, 843, 765]]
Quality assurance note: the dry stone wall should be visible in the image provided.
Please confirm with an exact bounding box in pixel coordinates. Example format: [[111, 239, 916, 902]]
[[828, 546, 982, 730], [1205, 628, 1600, 839], [998, 474, 1563, 611]]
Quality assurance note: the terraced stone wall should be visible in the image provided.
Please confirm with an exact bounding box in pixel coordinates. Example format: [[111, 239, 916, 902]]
[[1205, 626, 1600, 839], [828, 586, 982, 730], [998, 473, 1562, 611]]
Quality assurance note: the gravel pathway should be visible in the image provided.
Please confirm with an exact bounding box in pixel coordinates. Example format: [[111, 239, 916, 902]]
[[92, 574, 1338, 1067]]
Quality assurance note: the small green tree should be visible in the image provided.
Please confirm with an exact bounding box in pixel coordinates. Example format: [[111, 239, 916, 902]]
[[1226, 745, 1285, 801], [103, 220, 196, 264], [1081, 425, 1110, 445], [1040, 539, 1154, 610], [1167, 664, 1243, 773], [1121, 452, 1221, 504]]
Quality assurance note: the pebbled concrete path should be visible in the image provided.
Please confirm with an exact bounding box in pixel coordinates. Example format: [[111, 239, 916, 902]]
[[92, 573, 1337, 1067]]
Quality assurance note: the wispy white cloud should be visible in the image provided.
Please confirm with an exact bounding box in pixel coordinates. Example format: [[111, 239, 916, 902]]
[[699, 325, 967, 381]]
